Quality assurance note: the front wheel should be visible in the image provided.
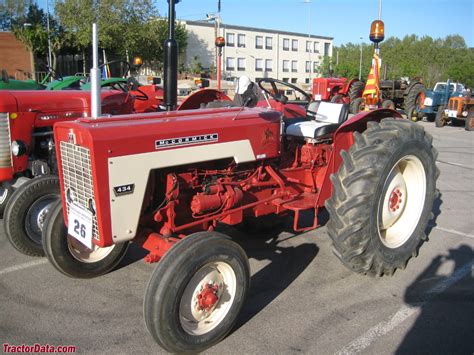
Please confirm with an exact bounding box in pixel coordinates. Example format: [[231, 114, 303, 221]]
[[406, 107, 420, 122], [330, 94, 344, 103], [0, 183, 14, 218], [3, 176, 60, 256], [435, 105, 447, 127], [465, 111, 474, 131], [382, 99, 395, 110], [326, 119, 438, 276], [42, 200, 129, 278], [144, 231, 250, 353]]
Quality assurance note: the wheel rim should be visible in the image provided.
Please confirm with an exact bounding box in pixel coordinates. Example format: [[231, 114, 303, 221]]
[[0, 186, 9, 204], [67, 236, 115, 263], [179, 261, 237, 336], [24, 194, 58, 245], [377, 155, 426, 249]]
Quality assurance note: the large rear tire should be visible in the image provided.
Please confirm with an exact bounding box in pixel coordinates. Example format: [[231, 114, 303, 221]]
[[325, 119, 438, 276], [348, 80, 365, 102], [465, 110, 474, 131], [42, 200, 129, 278], [351, 97, 365, 114], [404, 82, 425, 113], [144, 231, 250, 353], [3, 176, 60, 256]]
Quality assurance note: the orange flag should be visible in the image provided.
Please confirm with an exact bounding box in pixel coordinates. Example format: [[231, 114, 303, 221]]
[[362, 50, 380, 100]]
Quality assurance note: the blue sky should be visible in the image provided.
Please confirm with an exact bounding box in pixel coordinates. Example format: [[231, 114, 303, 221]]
[[156, 0, 473, 47]]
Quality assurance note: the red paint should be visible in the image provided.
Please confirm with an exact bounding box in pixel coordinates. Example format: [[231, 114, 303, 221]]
[[389, 188, 402, 212], [197, 284, 219, 311]]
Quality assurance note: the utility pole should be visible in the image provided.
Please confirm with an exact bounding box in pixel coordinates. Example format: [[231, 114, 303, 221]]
[[304, 0, 311, 84], [359, 36, 363, 81], [46, 0, 53, 80]]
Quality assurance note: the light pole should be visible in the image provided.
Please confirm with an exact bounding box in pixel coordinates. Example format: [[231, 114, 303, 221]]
[[304, 0, 311, 84], [46, 0, 53, 78], [358, 36, 363, 81]]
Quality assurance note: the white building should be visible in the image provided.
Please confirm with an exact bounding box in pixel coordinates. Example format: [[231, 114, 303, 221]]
[[183, 20, 333, 85]]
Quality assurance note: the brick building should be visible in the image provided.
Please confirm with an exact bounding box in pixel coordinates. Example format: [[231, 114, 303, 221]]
[[0, 32, 33, 79]]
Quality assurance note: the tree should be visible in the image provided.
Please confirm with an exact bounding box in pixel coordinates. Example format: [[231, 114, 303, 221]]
[[11, 3, 49, 80], [0, 0, 31, 31]]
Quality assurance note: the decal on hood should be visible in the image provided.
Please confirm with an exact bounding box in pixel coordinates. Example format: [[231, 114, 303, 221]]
[[155, 133, 219, 150]]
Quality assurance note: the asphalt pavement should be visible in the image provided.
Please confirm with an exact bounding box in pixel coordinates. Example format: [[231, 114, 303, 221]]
[[0, 121, 473, 354]]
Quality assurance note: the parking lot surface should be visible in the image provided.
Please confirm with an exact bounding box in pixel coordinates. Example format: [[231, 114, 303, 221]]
[[1, 121, 473, 354]]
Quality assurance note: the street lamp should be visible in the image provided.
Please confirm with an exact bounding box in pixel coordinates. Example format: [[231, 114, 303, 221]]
[[358, 36, 363, 81]]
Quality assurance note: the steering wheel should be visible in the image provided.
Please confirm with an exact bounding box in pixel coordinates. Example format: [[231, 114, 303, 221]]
[[40, 64, 63, 83], [126, 77, 149, 101], [99, 60, 132, 78], [257, 78, 312, 103]]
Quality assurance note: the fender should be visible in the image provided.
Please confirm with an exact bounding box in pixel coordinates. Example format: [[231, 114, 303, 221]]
[[177, 89, 231, 111], [317, 109, 403, 205]]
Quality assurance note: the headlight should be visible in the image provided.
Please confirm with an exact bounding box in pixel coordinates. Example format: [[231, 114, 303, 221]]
[[423, 97, 433, 106], [11, 140, 28, 156]]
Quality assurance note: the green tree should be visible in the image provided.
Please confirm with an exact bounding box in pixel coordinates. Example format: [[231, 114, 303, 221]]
[[11, 3, 49, 80], [0, 0, 31, 30]]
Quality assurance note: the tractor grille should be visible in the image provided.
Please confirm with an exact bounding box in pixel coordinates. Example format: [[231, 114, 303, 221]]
[[448, 100, 458, 110], [0, 113, 12, 169], [59, 141, 99, 240]]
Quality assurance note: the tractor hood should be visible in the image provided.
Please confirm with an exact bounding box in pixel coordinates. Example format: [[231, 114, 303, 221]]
[[2, 90, 131, 115], [0, 90, 19, 112]]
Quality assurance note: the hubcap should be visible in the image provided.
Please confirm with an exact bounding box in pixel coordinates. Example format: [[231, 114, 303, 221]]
[[378, 155, 426, 248], [25, 195, 58, 245], [0, 186, 9, 204], [67, 236, 115, 263], [179, 261, 236, 336]]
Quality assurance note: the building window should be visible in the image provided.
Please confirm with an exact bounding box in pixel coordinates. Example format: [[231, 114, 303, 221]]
[[237, 57, 245, 71], [291, 78, 297, 84], [255, 36, 263, 49], [292, 39, 298, 51], [305, 78, 310, 84], [313, 62, 318, 73], [283, 60, 290, 72], [306, 41, 311, 52], [238, 34, 246, 47], [282, 78, 289, 83], [265, 37, 273, 49], [265, 59, 272, 72], [255, 58, 263, 71], [324, 43, 331, 56], [305, 61, 311, 73], [226, 57, 235, 71], [291, 60, 298, 72], [283, 38, 290, 51], [314, 41, 320, 53], [226, 33, 235, 47]]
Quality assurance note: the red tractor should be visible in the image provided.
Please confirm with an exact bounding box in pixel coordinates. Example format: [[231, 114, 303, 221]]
[[0, 89, 133, 216], [0, 87, 231, 257], [312, 77, 365, 110], [37, 4, 437, 353]]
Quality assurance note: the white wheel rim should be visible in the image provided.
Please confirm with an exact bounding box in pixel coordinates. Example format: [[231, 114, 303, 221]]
[[0, 186, 8, 204], [378, 155, 426, 249], [67, 236, 115, 263], [179, 261, 237, 336]]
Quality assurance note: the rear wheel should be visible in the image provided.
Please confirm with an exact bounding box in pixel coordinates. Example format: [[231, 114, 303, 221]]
[[326, 119, 438, 276], [348, 80, 365, 102], [404, 82, 425, 113], [435, 105, 447, 127], [351, 97, 365, 114], [42, 200, 129, 278], [330, 94, 344, 104], [144, 231, 250, 353], [3, 176, 60, 256]]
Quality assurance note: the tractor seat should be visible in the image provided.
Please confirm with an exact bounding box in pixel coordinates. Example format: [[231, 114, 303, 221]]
[[285, 101, 349, 139]]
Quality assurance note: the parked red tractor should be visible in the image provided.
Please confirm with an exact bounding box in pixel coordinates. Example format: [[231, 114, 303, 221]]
[[312, 77, 364, 111], [37, 3, 438, 353]]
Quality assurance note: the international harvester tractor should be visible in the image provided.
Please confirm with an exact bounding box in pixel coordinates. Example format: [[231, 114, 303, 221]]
[[39, 1, 439, 352]]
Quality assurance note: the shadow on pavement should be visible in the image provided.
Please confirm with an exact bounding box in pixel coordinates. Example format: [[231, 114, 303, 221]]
[[396, 244, 474, 354]]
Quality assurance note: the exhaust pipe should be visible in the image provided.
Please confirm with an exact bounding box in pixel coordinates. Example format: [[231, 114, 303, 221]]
[[90, 23, 101, 118], [164, 0, 179, 111]]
